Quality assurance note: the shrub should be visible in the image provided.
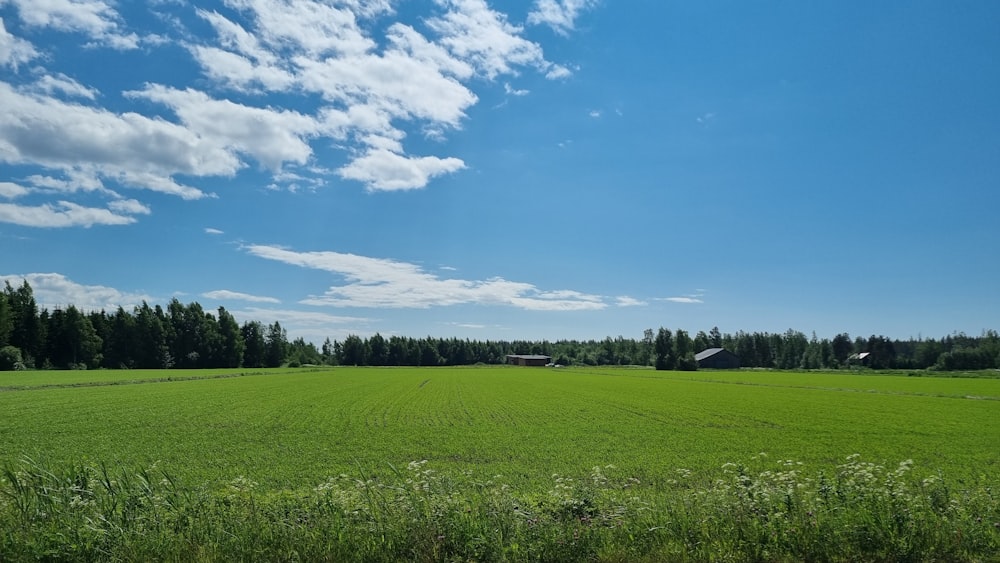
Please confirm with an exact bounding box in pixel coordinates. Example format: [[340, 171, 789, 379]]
[[0, 345, 23, 371]]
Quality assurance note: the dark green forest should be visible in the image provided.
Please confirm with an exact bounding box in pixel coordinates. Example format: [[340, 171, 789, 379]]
[[1, 280, 998, 371]]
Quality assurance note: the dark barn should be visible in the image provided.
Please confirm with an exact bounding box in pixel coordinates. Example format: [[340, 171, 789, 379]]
[[506, 354, 552, 367], [695, 348, 740, 369]]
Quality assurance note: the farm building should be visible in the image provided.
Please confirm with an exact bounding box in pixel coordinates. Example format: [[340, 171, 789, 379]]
[[695, 348, 740, 369], [506, 354, 552, 367]]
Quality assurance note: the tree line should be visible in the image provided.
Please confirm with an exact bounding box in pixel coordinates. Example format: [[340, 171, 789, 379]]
[[1, 280, 998, 371]]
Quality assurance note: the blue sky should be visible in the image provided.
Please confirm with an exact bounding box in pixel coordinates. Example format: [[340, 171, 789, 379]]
[[1, 0, 998, 344]]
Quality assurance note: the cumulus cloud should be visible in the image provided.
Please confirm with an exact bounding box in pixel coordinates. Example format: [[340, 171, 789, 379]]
[[128, 84, 321, 171], [338, 149, 465, 191], [179, 0, 572, 192], [0, 0, 581, 224], [0, 272, 155, 311], [0, 82, 227, 199], [202, 289, 280, 304], [528, 0, 599, 36], [107, 198, 150, 215], [3, 0, 139, 49], [0, 181, 30, 199], [244, 244, 608, 311], [427, 0, 555, 80]]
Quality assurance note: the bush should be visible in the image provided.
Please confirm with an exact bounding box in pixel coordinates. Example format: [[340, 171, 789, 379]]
[[0, 345, 23, 371], [676, 354, 699, 371]]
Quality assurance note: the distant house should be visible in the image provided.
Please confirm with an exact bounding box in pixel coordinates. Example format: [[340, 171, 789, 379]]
[[506, 354, 552, 367], [847, 352, 870, 365], [695, 348, 740, 369]]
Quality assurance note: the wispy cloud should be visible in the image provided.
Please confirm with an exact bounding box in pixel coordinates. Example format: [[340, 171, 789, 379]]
[[231, 307, 369, 327], [204, 227, 224, 235], [202, 290, 280, 304], [656, 290, 706, 304], [504, 82, 529, 96], [245, 244, 608, 311], [446, 322, 487, 329], [229, 307, 372, 344], [615, 296, 646, 307], [662, 296, 703, 304], [528, 0, 600, 36], [0, 200, 145, 228], [30, 72, 99, 100]]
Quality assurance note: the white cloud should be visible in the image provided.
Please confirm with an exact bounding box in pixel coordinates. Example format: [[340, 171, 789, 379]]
[[204, 227, 224, 235], [31, 72, 99, 100], [178, 0, 571, 192], [25, 171, 109, 194], [3, 0, 139, 49], [0, 17, 37, 68], [0, 81, 231, 199], [448, 322, 487, 329], [245, 244, 608, 311], [528, 0, 599, 36], [0, 181, 30, 199], [588, 109, 601, 118], [427, 0, 558, 80], [1, 0, 580, 217], [202, 289, 280, 304], [338, 148, 465, 191], [232, 307, 368, 327], [107, 198, 150, 215], [616, 296, 645, 307], [661, 297, 704, 304], [0, 272, 155, 311], [545, 64, 572, 79], [0, 200, 142, 227], [504, 82, 529, 96], [229, 306, 373, 344], [129, 84, 321, 171]]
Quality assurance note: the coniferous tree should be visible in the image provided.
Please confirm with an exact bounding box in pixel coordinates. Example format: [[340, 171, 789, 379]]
[[241, 321, 266, 368], [264, 321, 288, 367], [217, 307, 245, 368], [654, 327, 674, 370]]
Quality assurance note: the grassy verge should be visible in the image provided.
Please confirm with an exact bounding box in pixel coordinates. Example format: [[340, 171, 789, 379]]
[[2, 455, 997, 562]]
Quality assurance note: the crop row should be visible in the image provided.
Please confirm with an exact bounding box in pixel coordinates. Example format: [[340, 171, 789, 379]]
[[1, 367, 996, 490]]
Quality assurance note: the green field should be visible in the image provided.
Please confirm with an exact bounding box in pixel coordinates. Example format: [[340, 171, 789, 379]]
[[2, 366, 998, 561], [2, 366, 997, 485]]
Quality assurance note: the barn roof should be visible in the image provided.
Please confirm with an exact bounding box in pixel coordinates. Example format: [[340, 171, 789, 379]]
[[694, 348, 729, 361], [506, 354, 552, 360]]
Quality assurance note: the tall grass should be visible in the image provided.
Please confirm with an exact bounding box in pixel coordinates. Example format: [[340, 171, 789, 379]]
[[1, 455, 997, 562]]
